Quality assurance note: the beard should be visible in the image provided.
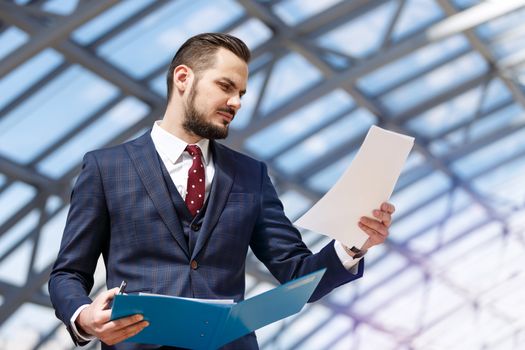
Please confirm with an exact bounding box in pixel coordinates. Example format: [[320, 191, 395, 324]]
[[182, 83, 230, 140]]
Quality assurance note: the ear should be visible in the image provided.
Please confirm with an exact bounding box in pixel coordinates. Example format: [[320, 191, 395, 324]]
[[172, 65, 193, 93]]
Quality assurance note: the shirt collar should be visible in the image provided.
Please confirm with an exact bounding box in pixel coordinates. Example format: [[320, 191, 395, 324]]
[[151, 121, 210, 165]]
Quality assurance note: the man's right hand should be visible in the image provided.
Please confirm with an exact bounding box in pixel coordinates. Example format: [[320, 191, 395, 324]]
[[76, 288, 149, 346]]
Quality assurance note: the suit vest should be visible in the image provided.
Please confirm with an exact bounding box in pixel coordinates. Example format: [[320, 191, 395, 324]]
[[157, 153, 208, 256]]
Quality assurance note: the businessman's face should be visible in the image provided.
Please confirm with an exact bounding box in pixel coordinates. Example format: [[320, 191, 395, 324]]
[[182, 48, 248, 140]]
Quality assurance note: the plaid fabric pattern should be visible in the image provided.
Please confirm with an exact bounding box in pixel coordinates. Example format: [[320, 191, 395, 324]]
[[49, 132, 364, 350]]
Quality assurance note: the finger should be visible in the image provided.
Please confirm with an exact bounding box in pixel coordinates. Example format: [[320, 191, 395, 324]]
[[104, 320, 149, 345], [101, 314, 144, 333], [381, 202, 395, 214], [373, 210, 392, 226], [359, 217, 388, 236], [358, 222, 386, 244], [94, 309, 112, 325]]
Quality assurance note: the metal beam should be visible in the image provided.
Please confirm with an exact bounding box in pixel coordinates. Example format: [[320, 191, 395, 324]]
[[0, 0, 118, 78], [0, 155, 63, 196]]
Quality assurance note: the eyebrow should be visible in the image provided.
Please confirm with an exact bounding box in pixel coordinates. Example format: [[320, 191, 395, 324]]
[[219, 77, 246, 96]]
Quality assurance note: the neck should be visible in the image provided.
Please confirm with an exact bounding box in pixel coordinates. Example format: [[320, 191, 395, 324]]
[[160, 104, 203, 144]]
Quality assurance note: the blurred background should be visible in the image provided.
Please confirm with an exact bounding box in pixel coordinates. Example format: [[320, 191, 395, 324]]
[[1, 0, 525, 349]]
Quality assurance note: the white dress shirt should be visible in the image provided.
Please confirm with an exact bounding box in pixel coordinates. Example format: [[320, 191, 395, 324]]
[[70, 121, 360, 341], [151, 121, 214, 201]]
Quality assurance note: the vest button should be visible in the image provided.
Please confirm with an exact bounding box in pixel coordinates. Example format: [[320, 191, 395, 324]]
[[191, 260, 198, 270], [191, 223, 200, 231]]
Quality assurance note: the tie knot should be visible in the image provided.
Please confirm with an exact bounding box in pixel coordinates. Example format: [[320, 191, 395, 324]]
[[186, 145, 202, 157]]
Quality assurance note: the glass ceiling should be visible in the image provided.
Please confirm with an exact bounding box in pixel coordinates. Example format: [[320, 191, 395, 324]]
[[1, 0, 525, 349]]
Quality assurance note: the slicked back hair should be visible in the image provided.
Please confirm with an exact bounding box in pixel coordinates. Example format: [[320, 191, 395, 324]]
[[166, 33, 251, 101]]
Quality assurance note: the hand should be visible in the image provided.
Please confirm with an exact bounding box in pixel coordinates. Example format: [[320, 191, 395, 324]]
[[76, 288, 149, 346], [357, 202, 395, 252]]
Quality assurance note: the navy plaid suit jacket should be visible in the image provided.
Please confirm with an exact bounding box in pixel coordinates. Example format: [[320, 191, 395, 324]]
[[49, 131, 364, 350]]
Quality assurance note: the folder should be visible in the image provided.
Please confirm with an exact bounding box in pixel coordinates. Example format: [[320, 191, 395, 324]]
[[110, 269, 326, 349]]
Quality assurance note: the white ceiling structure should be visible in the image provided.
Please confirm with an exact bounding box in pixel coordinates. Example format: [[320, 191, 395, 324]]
[[0, 0, 525, 349]]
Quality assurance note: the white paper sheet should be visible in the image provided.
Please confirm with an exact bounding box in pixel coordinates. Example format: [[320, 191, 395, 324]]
[[294, 125, 414, 249]]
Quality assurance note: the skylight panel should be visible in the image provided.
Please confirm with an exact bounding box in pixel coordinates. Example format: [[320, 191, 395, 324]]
[[272, 0, 343, 26], [452, 0, 482, 10], [407, 202, 486, 254], [246, 90, 354, 158], [0, 26, 28, 61], [0, 182, 35, 227], [477, 6, 525, 40], [259, 52, 322, 116], [358, 35, 469, 95], [0, 210, 39, 259], [316, 1, 397, 59], [0, 65, 119, 164], [391, 188, 471, 243], [42, 0, 78, 16], [297, 315, 350, 350], [348, 252, 407, 299], [148, 72, 166, 97], [33, 207, 68, 273], [451, 126, 525, 178], [480, 78, 512, 112], [391, 0, 444, 42], [229, 18, 272, 51], [372, 280, 459, 337], [72, 0, 156, 45], [390, 172, 452, 218], [333, 323, 398, 350], [307, 151, 355, 193], [271, 305, 331, 349], [472, 155, 525, 212], [353, 266, 423, 315], [0, 303, 60, 349], [274, 108, 375, 175], [0, 48, 63, 111], [406, 85, 482, 137], [430, 221, 502, 270], [279, 190, 312, 221], [37, 97, 149, 179], [381, 51, 488, 115], [97, 0, 244, 79], [489, 30, 525, 60]]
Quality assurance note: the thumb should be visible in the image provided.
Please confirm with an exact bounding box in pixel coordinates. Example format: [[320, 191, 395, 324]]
[[95, 288, 119, 308]]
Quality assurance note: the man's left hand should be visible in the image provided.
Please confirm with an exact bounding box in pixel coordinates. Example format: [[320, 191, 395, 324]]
[[357, 202, 395, 252]]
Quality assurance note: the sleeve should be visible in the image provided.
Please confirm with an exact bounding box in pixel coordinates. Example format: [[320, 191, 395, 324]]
[[249, 163, 364, 303], [48, 152, 110, 343], [334, 240, 362, 270], [70, 304, 96, 343]]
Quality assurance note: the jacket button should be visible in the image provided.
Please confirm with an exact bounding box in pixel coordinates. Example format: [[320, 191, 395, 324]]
[[191, 223, 200, 231], [191, 260, 198, 270]]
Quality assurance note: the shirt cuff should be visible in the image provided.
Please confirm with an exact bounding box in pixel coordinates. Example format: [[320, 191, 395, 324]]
[[70, 304, 96, 342], [334, 240, 362, 271]]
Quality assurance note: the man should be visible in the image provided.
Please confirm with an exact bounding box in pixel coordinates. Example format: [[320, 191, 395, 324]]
[[49, 33, 394, 350]]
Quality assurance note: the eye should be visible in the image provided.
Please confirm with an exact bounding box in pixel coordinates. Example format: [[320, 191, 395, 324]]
[[218, 83, 231, 91]]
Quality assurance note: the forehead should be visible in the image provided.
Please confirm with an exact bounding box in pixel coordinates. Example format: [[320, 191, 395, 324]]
[[200, 48, 248, 88]]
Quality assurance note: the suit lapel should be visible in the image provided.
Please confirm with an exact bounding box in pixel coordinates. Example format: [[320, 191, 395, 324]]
[[125, 132, 190, 258], [192, 141, 235, 260]]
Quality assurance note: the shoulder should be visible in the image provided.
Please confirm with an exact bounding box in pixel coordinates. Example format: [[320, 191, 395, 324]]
[[213, 141, 265, 170], [84, 131, 150, 166]]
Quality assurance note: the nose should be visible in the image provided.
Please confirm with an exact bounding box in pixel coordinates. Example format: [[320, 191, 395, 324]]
[[227, 95, 241, 111]]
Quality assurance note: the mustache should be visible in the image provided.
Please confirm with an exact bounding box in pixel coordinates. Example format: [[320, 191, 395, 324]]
[[217, 107, 235, 117]]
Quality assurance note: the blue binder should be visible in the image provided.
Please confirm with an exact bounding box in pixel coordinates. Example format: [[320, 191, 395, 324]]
[[110, 269, 326, 349]]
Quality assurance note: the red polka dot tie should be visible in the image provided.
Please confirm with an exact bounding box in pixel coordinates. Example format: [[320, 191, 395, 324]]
[[185, 145, 205, 216]]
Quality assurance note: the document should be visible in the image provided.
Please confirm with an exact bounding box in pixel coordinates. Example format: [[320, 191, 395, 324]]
[[110, 269, 326, 349], [294, 125, 414, 249]]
